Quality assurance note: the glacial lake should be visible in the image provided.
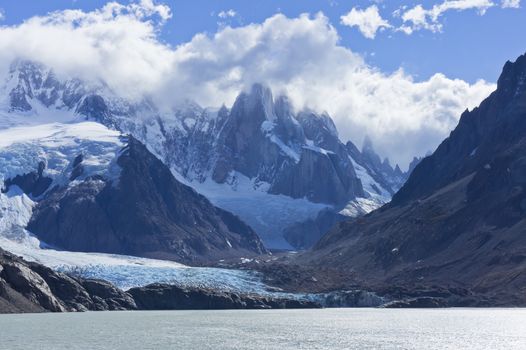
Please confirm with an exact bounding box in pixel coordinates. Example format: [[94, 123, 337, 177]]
[[1, 308, 525, 349]]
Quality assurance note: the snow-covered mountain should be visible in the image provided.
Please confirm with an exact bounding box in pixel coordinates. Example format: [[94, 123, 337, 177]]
[[1, 121, 267, 262], [0, 121, 282, 294], [0, 60, 414, 249]]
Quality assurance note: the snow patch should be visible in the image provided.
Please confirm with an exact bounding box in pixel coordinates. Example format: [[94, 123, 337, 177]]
[[338, 156, 391, 218], [339, 197, 385, 217], [261, 120, 300, 162], [269, 135, 301, 162], [303, 140, 334, 156], [349, 156, 391, 202]]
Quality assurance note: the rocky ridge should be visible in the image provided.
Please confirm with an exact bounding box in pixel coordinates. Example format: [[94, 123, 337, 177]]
[[0, 248, 136, 313], [296, 53, 526, 306]]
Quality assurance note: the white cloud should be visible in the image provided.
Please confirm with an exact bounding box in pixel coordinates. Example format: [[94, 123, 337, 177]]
[[340, 5, 391, 39], [432, 0, 495, 17], [218, 9, 237, 19], [400, 0, 495, 33], [0, 0, 173, 100], [0, 9, 5, 21], [501, 0, 521, 7], [129, 0, 172, 21], [216, 9, 238, 27], [0, 2, 495, 168]]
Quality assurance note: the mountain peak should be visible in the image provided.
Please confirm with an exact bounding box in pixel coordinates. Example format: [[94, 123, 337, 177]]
[[230, 83, 275, 122], [496, 52, 526, 98], [249, 83, 272, 98], [393, 52, 526, 206]]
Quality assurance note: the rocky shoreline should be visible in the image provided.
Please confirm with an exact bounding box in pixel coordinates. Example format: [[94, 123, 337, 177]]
[[4, 247, 521, 314], [0, 248, 323, 313]]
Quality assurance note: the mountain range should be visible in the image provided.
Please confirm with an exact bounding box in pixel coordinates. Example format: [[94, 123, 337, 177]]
[[1, 60, 414, 250], [2, 52, 526, 311]]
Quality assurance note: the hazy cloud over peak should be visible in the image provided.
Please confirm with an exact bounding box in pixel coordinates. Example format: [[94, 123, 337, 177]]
[[0, 1, 496, 168]]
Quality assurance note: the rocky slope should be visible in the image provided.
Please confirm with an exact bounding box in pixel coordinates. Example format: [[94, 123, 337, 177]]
[[299, 53, 526, 306], [0, 248, 136, 313]]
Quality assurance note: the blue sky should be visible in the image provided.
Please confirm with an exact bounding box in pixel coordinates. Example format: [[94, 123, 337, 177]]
[[0, 0, 523, 166], [2, 0, 525, 83]]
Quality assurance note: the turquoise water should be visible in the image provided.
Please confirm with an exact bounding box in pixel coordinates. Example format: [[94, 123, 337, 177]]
[[1, 308, 525, 349]]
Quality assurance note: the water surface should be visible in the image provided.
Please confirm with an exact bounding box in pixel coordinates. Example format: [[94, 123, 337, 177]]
[[1, 308, 525, 349]]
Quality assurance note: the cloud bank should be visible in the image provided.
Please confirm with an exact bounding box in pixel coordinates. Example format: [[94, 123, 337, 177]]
[[344, 0, 522, 37], [399, 0, 496, 34], [0, 1, 496, 168]]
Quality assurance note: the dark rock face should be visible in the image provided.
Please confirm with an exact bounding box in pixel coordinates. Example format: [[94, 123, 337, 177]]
[[2, 161, 52, 198], [0, 248, 136, 313], [128, 283, 320, 310], [27, 137, 267, 264], [1, 260, 65, 312], [269, 146, 363, 205], [207, 85, 364, 205], [78, 279, 136, 311], [76, 94, 115, 128], [392, 54, 526, 206], [301, 53, 526, 306]]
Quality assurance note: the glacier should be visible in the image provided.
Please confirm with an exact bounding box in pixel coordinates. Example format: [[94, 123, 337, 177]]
[[0, 122, 280, 293]]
